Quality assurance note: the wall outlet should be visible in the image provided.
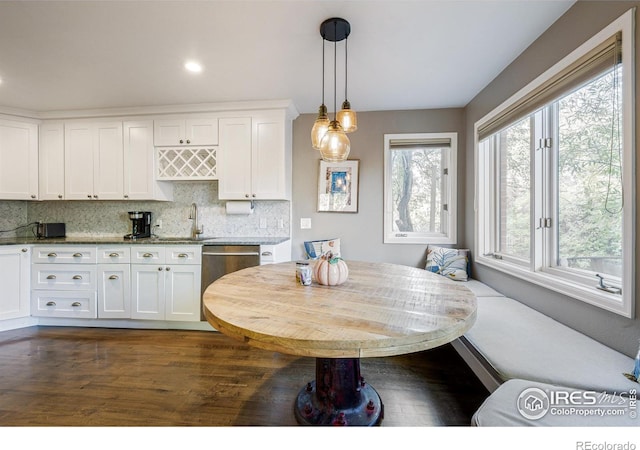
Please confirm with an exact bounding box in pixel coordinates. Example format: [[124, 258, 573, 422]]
[[300, 218, 311, 229]]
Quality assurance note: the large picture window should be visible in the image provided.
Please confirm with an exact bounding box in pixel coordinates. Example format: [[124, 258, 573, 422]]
[[384, 132, 457, 244], [475, 10, 634, 317]]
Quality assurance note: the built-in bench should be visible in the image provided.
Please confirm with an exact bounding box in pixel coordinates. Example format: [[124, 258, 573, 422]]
[[450, 279, 639, 426]]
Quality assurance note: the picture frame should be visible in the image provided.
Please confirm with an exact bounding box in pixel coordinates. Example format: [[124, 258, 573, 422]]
[[317, 160, 359, 213]]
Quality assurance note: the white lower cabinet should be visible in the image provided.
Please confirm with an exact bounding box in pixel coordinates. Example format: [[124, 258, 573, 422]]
[[30, 244, 201, 322], [0, 246, 31, 320], [130, 245, 201, 322]]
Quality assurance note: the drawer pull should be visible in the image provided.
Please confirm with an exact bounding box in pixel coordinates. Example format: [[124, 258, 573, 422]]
[[261, 251, 273, 256], [178, 253, 188, 258], [46, 275, 56, 280], [73, 253, 83, 257], [71, 302, 81, 307], [158, 267, 163, 271], [165, 267, 171, 271], [21, 248, 28, 253], [109, 253, 120, 257], [108, 275, 119, 280], [47, 252, 57, 257], [72, 275, 83, 280], [46, 301, 56, 307], [143, 253, 154, 258]]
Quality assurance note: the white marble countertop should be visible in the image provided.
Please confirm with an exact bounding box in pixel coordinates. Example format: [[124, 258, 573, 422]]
[[0, 236, 290, 246]]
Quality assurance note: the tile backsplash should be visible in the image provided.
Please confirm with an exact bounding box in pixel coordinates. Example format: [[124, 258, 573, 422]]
[[3, 181, 290, 239]]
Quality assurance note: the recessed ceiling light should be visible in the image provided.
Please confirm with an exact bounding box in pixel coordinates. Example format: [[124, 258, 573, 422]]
[[185, 61, 203, 73]]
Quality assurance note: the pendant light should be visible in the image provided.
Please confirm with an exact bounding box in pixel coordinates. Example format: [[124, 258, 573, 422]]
[[311, 39, 329, 150], [336, 34, 357, 133], [315, 18, 352, 162]]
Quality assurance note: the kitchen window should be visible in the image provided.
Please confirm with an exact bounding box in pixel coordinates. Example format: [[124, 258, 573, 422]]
[[475, 10, 635, 317], [384, 132, 457, 244]]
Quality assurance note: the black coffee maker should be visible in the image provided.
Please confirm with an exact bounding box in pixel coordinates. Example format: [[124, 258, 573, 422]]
[[125, 211, 151, 240]]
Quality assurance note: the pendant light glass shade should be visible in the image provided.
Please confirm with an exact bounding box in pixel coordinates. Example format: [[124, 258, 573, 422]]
[[311, 104, 330, 150], [337, 100, 357, 133], [319, 120, 350, 162]]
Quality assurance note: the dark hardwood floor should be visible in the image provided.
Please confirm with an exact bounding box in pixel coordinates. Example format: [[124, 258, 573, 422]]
[[0, 326, 489, 426]]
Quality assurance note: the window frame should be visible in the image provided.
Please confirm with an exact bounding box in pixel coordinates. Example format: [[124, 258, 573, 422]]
[[474, 10, 635, 318], [383, 132, 458, 245]]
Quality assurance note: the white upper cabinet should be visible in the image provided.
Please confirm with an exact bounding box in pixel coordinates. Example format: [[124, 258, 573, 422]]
[[153, 117, 218, 146], [218, 112, 291, 200], [64, 121, 124, 200], [123, 120, 173, 201], [39, 121, 65, 200], [0, 119, 38, 200]]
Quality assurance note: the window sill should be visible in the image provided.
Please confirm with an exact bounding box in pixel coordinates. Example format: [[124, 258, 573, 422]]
[[475, 256, 632, 318]]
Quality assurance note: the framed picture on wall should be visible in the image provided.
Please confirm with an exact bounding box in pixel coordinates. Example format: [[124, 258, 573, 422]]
[[317, 160, 359, 213]]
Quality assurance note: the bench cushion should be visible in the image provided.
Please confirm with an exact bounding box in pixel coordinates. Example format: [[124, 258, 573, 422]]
[[463, 279, 505, 297], [465, 296, 636, 394], [472, 379, 639, 427]]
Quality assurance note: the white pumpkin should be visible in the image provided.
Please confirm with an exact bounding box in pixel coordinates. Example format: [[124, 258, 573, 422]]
[[313, 258, 349, 286]]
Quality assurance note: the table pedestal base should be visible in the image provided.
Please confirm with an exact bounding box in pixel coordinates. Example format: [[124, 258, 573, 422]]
[[294, 358, 383, 426]]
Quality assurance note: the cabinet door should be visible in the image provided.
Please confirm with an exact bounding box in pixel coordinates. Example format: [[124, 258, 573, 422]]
[[0, 119, 38, 200], [39, 121, 65, 200], [123, 121, 155, 200], [154, 119, 186, 146], [64, 122, 95, 200], [93, 122, 124, 200], [252, 116, 289, 200], [0, 246, 30, 320], [98, 264, 131, 319], [165, 265, 201, 322], [218, 117, 252, 200], [130, 264, 165, 320], [186, 118, 218, 145]]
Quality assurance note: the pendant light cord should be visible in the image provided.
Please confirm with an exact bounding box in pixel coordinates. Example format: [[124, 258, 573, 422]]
[[344, 36, 348, 102], [321, 38, 325, 106], [333, 19, 338, 121]]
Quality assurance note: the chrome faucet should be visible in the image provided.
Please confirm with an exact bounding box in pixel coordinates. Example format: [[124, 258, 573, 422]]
[[189, 203, 204, 239]]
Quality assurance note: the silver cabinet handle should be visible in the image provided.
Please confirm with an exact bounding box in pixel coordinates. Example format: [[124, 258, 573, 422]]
[[46, 301, 56, 306], [58, 194, 63, 199], [46, 275, 56, 280], [158, 267, 163, 271], [71, 302, 81, 307], [178, 253, 188, 258], [179, 139, 184, 144], [108, 275, 119, 280], [261, 251, 273, 256], [109, 253, 120, 257], [165, 267, 171, 271], [72, 275, 83, 280], [31, 194, 36, 199], [47, 252, 57, 257], [186, 139, 191, 144], [73, 253, 83, 257], [143, 253, 154, 258], [21, 248, 28, 253]]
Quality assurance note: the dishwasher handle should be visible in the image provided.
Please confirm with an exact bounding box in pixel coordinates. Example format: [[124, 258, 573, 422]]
[[202, 252, 261, 257]]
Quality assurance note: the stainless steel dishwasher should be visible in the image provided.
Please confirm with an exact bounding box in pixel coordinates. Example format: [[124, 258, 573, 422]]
[[200, 245, 261, 319]]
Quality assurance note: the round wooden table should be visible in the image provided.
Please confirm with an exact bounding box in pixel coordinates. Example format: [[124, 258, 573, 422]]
[[203, 260, 477, 426]]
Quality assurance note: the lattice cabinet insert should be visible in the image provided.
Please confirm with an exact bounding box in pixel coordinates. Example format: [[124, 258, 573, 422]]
[[157, 147, 218, 180]]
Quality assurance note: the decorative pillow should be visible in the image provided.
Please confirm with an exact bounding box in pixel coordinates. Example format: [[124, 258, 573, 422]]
[[304, 238, 341, 260], [425, 245, 470, 281]]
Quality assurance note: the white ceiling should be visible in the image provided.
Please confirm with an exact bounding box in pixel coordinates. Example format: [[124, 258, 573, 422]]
[[0, 0, 576, 115]]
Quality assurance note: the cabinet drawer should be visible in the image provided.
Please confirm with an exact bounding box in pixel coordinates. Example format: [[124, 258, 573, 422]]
[[166, 246, 202, 265], [31, 291, 96, 318], [32, 264, 97, 290], [131, 246, 165, 264], [32, 246, 97, 264], [97, 246, 131, 263]]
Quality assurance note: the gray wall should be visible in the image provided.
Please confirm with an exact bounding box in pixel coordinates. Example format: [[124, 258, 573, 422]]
[[291, 109, 465, 266], [464, 0, 640, 356]]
